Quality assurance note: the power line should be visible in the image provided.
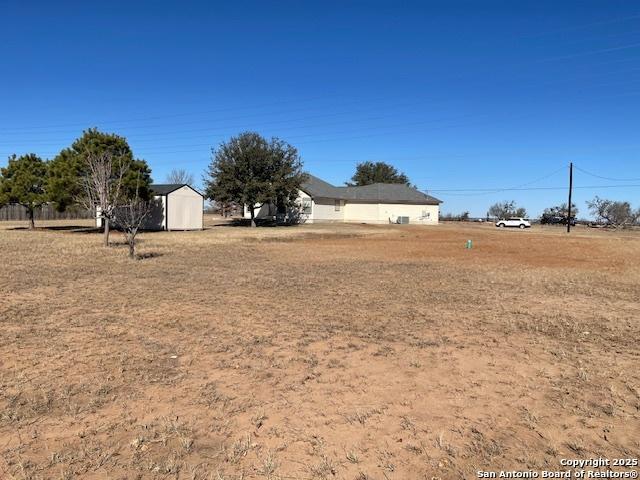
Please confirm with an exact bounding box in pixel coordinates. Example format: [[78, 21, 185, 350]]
[[0, 87, 506, 137], [425, 164, 640, 197], [425, 166, 566, 196], [0, 109, 484, 147], [0, 110, 530, 157], [3, 35, 640, 138], [1, 58, 639, 156], [536, 41, 640, 63], [5, 65, 640, 143], [0, 93, 359, 132], [4, 84, 640, 159], [560, 29, 640, 48], [0, 92, 494, 142], [431, 184, 640, 195], [573, 164, 640, 181], [0, 96, 412, 135], [523, 13, 640, 38]]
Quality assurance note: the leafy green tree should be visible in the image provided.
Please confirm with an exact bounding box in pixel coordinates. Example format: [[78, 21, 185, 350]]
[[348, 161, 410, 186], [204, 132, 306, 227], [47, 148, 83, 212], [0, 154, 48, 229], [48, 128, 152, 245], [49, 128, 152, 208], [488, 200, 527, 219]]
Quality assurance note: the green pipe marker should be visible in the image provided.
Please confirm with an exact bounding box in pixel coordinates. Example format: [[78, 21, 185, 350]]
[[466, 239, 473, 249]]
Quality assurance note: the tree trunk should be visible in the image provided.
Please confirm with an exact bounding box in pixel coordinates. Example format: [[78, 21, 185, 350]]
[[28, 208, 35, 230], [128, 239, 135, 259], [103, 217, 110, 246], [250, 207, 256, 227]]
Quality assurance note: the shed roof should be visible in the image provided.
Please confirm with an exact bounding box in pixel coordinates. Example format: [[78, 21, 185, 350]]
[[151, 184, 203, 196], [301, 174, 441, 205]]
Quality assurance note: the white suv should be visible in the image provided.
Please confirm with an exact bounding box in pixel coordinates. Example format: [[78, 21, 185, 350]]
[[495, 217, 531, 229]]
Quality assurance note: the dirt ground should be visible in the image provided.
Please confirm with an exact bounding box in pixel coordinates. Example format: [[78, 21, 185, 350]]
[[1, 217, 639, 479]]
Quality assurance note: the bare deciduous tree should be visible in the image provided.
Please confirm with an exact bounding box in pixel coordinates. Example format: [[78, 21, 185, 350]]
[[166, 168, 194, 185], [78, 150, 128, 246], [113, 185, 152, 259], [587, 196, 640, 227], [211, 199, 238, 217]]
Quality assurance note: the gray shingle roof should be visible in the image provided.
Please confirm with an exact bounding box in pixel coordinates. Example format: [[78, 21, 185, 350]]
[[300, 175, 340, 198], [151, 184, 203, 196], [151, 184, 184, 195], [301, 174, 441, 205]]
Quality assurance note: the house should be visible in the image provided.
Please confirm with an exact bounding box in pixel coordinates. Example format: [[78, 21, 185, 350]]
[[245, 174, 442, 224], [96, 184, 204, 231]]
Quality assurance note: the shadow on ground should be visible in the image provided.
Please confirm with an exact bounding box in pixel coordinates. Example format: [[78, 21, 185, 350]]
[[9, 225, 100, 233], [211, 218, 301, 228]]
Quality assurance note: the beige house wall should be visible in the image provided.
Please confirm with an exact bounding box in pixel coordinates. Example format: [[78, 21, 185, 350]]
[[342, 202, 381, 223], [377, 203, 439, 224], [310, 197, 345, 223], [245, 191, 440, 225]]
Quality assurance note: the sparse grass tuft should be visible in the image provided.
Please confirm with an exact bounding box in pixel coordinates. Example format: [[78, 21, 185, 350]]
[[227, 434, 254, 463], [258, 451, 279, 479], [309, 455, 337, 479], [346, 448, 359, 464]]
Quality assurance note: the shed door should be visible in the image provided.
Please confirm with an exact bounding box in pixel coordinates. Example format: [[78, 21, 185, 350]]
[[167, 187, 203, 230]]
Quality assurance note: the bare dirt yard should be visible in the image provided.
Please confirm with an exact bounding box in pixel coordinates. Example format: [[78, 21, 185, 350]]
[[1, 217, 639, 479]]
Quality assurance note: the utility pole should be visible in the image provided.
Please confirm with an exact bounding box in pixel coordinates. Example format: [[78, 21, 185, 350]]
[[567, 162, 573, 233]]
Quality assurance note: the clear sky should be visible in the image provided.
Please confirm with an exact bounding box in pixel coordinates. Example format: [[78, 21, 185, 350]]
[[1, 0, 639, 217]]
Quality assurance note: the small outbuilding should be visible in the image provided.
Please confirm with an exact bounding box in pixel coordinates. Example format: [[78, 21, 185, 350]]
[[96, 183, 204, 230], [145, 184, 204, 230]]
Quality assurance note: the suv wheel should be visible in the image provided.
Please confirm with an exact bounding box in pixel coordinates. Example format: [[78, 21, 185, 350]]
[[498, 223, 505, 228], [519, 224, 525, 229]]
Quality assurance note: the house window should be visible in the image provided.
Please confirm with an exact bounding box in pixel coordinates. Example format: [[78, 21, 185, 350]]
[[335, 199, 341, 212], [302, 198, 312, 215]]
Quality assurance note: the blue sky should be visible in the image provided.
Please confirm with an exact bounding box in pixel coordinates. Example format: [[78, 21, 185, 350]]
[[1, 0, 639, 217]]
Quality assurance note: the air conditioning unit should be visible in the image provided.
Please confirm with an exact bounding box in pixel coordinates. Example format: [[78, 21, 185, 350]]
[[397, 216, 410, 224]]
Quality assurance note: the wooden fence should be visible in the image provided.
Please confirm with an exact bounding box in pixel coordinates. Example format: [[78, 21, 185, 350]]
[[0, 203, 94, 222]]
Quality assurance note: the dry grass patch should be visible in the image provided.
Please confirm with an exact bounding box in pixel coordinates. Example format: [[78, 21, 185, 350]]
[[0, 219, 639, 478]]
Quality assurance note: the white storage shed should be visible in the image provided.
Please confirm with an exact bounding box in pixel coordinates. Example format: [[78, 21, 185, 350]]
[[146, 184, 204, 231]]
